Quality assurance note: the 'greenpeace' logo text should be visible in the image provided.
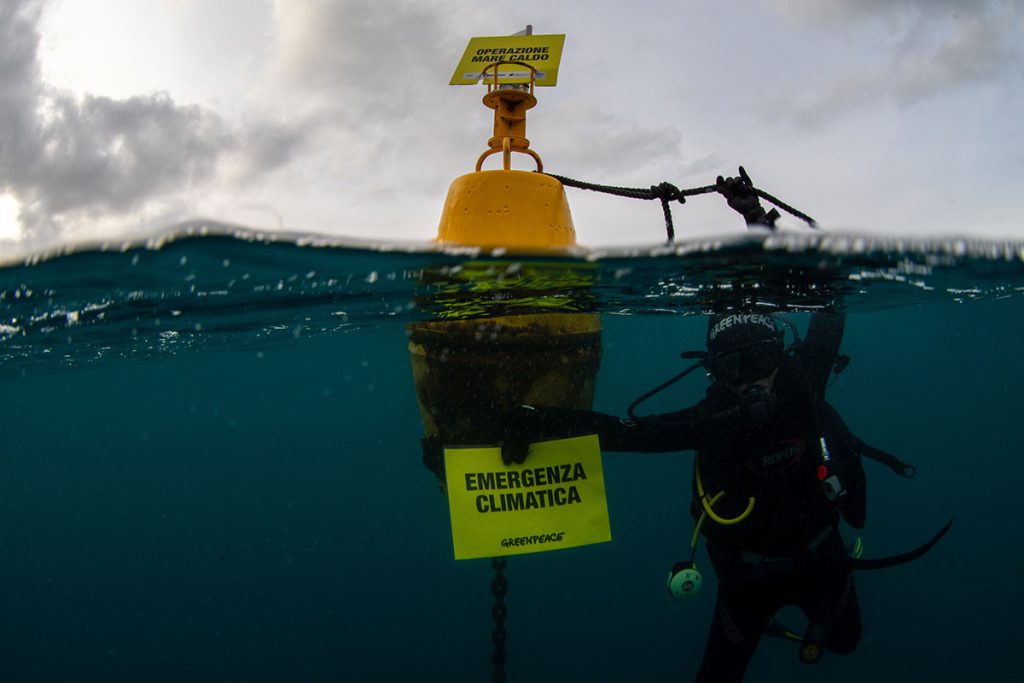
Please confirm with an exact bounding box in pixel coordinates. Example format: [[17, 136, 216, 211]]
[[709, 314, 775, 341], [500, 532, 566, 549]]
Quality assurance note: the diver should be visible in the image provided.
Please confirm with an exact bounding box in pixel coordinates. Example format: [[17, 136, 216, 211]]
[[499, 309, 950, 682]]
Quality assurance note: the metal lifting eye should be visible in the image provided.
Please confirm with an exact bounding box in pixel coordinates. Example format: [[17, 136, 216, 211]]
[[476, 61, 544, 172]]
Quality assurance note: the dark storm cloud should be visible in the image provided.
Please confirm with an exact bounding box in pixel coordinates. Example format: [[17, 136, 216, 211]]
[[266, 1, 526, 199], [0, 1, 44, 198], [235, 122, 307, 175], [780, 0, 986, 23], [21, 92, 232, 214], [0, 2, 39, 89], [272, 0, 457, 122], [534, 105, 687, 178], [778, 0, 1023, 124], [0, 0, 308, 242]]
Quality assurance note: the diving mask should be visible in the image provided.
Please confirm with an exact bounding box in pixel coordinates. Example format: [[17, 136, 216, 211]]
[[706, 339, 783, 385]]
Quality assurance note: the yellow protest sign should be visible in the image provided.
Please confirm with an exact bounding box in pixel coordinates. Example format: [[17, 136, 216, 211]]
[[444, 435, 611, 560], [449, 34, 566, 86]]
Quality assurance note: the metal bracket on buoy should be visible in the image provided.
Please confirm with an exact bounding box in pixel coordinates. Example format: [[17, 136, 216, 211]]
[[476, 61, 544, 172]]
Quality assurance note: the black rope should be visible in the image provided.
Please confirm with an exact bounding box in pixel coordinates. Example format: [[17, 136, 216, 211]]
[[752, 187, 817, 227], [490, 558, 508, 683], [546, 166, 817, 243]]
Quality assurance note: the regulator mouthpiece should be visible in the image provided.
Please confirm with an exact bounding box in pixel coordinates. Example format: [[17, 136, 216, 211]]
[[741, 385, 777, 422]]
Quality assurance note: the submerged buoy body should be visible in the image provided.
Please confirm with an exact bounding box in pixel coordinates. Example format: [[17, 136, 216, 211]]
[[408, 312, 601, 450]]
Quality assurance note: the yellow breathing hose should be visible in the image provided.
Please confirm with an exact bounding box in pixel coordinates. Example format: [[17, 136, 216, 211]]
[[695, 458, 756, 528]]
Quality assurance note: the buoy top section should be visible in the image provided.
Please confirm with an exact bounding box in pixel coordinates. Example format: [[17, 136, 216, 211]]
[[438, 31, 575, 249]]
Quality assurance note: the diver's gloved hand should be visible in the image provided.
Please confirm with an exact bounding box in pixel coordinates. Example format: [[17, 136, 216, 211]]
[[499, 404, 539, 465], [716, 167, 779, 228]]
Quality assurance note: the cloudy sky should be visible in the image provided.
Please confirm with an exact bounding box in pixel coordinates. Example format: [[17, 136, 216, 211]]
[[0, 0, 1021, 257]]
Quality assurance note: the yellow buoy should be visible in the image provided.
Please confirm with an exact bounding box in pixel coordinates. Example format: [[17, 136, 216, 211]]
[[409, 57, 602, 481]]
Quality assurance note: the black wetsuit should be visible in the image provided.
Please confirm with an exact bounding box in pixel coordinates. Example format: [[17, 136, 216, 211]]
[[509, 312, 865, 681]]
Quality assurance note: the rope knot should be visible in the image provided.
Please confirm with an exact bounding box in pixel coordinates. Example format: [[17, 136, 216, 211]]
[[650, 181, 684, 204]]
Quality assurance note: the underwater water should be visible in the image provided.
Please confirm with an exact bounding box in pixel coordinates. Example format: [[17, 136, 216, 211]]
[[1, 226, 1023, 682]]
